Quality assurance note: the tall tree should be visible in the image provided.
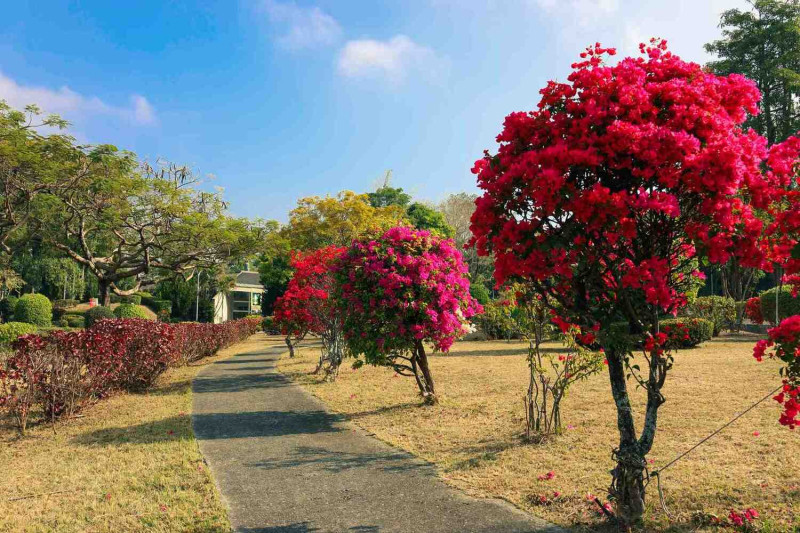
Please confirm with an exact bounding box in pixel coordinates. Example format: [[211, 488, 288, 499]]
[[706, 0, 800, 145], [439, 192, 494, 288], [37, 153, 258, 306], [405, 202, 454, 238]]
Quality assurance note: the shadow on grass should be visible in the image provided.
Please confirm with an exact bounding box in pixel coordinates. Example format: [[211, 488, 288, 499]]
[[444, 346, 563, 358], [247, 444, 426, 474], [239, 525, 380, 532], [70, 415, 189, 446]]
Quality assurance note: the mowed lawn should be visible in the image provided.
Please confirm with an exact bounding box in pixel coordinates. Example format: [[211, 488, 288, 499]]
[[280, 335, 800, 532], [0, 344, 241, 533]]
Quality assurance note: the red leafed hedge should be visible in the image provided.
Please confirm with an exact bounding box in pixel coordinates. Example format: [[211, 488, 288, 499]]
[[0, 317, 260, 433]]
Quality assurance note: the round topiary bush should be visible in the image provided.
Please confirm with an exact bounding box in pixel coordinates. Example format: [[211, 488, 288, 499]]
[[14, 294, 53, 327], [86, 305, 115, 327], [63, 314, 86, 328], [113, 304, 151, 320]]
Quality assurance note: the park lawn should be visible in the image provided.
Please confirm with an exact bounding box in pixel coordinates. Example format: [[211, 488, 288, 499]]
[[280, 335, 800, 532], [0, 347, 235, 532]]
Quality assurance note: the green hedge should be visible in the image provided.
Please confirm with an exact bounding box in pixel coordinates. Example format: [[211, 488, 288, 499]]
[[14, 294, 53, 327], [0, 322, 37, 344], [0, 296, 17, 322], [120, 295, 142, 305], [684, 296, 735, 336], [606, 318, 713, 351], [86, 306, 115, 327], [113, 304, 151, 320], [759, 286, 800, 325]]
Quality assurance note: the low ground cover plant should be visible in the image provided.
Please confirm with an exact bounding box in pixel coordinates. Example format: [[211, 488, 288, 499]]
[[0, 316, 260, 434], [0, 322, 37, 345]]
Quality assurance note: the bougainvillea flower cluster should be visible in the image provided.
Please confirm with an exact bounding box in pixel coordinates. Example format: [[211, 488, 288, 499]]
[[334, 226, 482, 357], [753, 316, 800, 428], [273, 245, 346, 338]]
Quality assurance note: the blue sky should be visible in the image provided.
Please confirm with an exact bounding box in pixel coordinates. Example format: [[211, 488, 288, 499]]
[[0, 0, 748, 221]]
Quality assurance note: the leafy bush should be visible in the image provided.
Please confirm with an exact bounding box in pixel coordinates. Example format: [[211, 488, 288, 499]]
[[85, 306, 115, 327], [149, 299, 172, 314], [113, 304, 151, 320], [65, 315, 86, 328], [744, 297, 764, 324], [474, 300, 519, 340], [684, 296, 736, 336], [0, 296, 18, 322], [14, 294, 53, 327], [607, 318, 713, 351], [470, 284, 491, 306], [0, 322, 37, 345], [120, 295, 142, 305], [172, 317, 261, 365], [759, 286, 800, 325], [262, 316, 279, 334]]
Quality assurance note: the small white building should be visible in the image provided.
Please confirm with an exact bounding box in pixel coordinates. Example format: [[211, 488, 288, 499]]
[[213, 271, 263, 323]]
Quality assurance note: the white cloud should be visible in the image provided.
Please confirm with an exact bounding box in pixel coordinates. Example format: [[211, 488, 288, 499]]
[[0, 71, 157, 125], [261, 0, 342, 50], [337, 35, 444, 84]]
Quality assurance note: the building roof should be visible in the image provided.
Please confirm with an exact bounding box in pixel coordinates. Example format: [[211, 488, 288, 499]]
[[236, 270, 262, 287]]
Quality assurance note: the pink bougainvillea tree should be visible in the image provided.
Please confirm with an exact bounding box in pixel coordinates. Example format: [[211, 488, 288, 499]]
[[273, 245, 347, 378], [469, 40, 786, 524], [334, 226, 482, 404]]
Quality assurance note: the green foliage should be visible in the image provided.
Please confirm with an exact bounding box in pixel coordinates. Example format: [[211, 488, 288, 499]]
[[261, 315, 278, 334], [113, 304, 151, 320], [367, 184, 411, 208], [406, 202, 455, 238], [85, 306, 114, 327], [63, 314, 85, 328], [606, 318, 713, 351], [685, 296, 736, 336], [120, 294, 142, 305], [0, 322, 37, 344], [705, 0, 800, 145], [0, 295, 18, 322], [14, 293, 52, 327], [475, 300, 519, 340], [759, 286, 800, 324], [469, 284, 490, 306]]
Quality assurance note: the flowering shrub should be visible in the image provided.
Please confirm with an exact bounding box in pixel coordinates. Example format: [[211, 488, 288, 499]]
[[334, 226, 481, 403], [468, 40, 786, 524], [0, 316, 259, 434], [274, 246, 346, 376], [753, 316, 800, 428], [745, 297, 764, 325]]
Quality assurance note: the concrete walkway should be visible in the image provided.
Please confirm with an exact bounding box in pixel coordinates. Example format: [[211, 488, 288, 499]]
[[192, 335, 562, 533]]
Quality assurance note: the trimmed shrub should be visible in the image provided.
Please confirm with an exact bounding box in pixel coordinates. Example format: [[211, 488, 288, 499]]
[[85, 306, 115, 327], [759, 286, 800, 325], [14, 294, 52, 327], [0, 322, 37, 345], [65, 315, 86, 329], [113, 304, 151, 320], [0, 296, 18, 322], [0, 316, 261, 433], [262, 316, 278, 335], [684, 296, 736, 336], [120, 295, 142, 305], [470, 284, 491, 306]]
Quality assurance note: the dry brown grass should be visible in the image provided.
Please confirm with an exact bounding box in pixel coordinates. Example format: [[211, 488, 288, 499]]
[[280, 335, 800, 532], [0, 343, 240, 532]]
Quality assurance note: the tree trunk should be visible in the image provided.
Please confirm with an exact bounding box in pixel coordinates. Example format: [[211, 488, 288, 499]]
[[606, 348, 646, 526], [98, 279, 111, 307], [285, 336, 295, 358], [412, 340, 437, 404]]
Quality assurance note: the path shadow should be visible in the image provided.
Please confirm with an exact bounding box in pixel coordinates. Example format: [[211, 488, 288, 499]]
[[247, 445, 425, 474], [239, 524, 380, 532], [193, 373, 293, 393], [193, 410, 344, 439]]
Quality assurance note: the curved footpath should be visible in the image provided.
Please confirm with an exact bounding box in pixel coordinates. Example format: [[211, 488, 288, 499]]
[[192, 334, 562, 533]]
